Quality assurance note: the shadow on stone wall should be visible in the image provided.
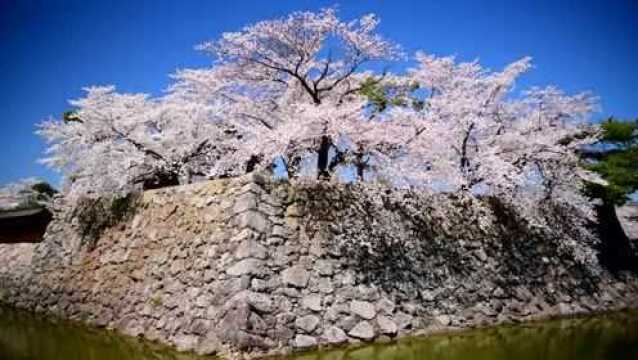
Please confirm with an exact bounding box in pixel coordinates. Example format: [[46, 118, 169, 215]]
[[595, 201, 638, 275], [298, 184, 602, 308]]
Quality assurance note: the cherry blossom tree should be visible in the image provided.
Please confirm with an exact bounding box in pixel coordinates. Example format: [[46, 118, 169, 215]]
[[374, 53, 601, 217], [195, 7, 402, 179], [36, 7, 603, 217], [37, 86, 232, 199]]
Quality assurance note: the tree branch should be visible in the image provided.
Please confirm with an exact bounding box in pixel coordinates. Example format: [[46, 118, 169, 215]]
[[110, 126, 165, 161]]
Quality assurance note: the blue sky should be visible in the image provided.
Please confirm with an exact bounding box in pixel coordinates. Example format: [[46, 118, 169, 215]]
[[1, 0, 637, 186]]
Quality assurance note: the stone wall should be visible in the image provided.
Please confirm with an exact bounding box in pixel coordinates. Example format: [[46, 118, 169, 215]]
[[0, 174, 637, 358]]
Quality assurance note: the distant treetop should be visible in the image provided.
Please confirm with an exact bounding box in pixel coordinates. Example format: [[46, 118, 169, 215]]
[[0, 178, 57, 212]]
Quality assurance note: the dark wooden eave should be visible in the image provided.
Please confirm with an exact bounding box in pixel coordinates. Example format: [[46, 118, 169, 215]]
[[0, 207, 52, 244]]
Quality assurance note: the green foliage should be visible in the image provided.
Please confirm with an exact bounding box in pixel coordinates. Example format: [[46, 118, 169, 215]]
[[62, 110, 82, 123], [73, 193, 140, 249], [359, 77, 390, 112], [358, 77, 420, 113], [110, 195, 136, 219], [586, 147, 638, 205], [585, 118, 638, 205], [31, 182, 57, 198], [601, 119, 637, 144], [2, 181, 58, 212]]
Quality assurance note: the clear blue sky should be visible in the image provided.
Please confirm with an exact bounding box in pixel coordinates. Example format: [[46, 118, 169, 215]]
[[1, 0, 637, 187]]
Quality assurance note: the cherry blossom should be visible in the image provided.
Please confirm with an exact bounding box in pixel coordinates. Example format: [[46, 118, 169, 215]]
[[36, 8, 603, 219]]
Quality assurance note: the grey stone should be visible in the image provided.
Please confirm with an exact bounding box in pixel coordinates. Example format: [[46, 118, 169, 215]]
[[350, 300, 376, 320], [323, 326, 348, 344], [271, 225, 287, 238], [514, 287, 534, 302], [356, 285, 380, 301], [240, 180, 264, 194], [316, 277, 334, 294], [475, 249, 488, 262], [294, 334, 317, 349], [556, 302, 573, 315], [235, 331, 270, 350], [173, 334, 199, 352], [324, 306, 340, 322], [190, 318, 211, 335], [295, 314, 320, 333], [226, 258, 264, 276], [376, 297, 396, 315], [492, 287, 506, 298], [243, 291, 274, 314], [420, 290, 436, 302], [251, 279, 268, 291], [310, 234, 329, 257], [116, 315, 143, 337], [341, 271, 356, 286], [236, 211, 269, 232], [235, 240, 267, 260], [327, 245, 342, 257], [270, 251, 289, 266], [336, 316, 359, 332], [276, 312, 296, 326], [248, 313, 268, 334], [435, 315, 451, 326], [233, 193, 257, 214], [217, 302, 251, 344], [281, 266, 309, 288], [230, 229, 258, 243], [475, 302, 498, 317], [302, 294, 323, 312], [348, 321, 375, 341], [259, 202, 281, 217], [195, 335, 220, 356], [323, 294, 335, 306], [376, 315, 398, 336], [315, 259, 334, 276], [269, 325, 295, 344], [394, 312, 414, 330], [402, 303, 418, 315], [170, 259, 185, 275]]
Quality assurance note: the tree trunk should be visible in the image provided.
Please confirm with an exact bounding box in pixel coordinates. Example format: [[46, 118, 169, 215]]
[[460, 123, 475, 176], [142, 171, 180, 190], [245, 154, 262, 174], [286, 155, 303, 180], [317, 135, 331, 180], [354, 151, 366, 181]]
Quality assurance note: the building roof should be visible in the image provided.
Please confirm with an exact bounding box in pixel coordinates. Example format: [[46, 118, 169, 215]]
[[0, 207, 52, 244], [0, 207, 47, 220]]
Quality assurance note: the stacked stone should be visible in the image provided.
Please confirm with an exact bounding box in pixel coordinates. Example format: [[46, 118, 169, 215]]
[[0, 174, 637, 359], [210, 174, 413, 352]]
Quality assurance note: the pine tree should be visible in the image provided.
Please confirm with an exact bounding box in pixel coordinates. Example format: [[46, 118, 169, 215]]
[[582, 118, 638, 272], [585, 118, 638, 205]]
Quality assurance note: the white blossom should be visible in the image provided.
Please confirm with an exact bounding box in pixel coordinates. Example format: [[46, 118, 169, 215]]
[[37, 86, 232, 199], [36, 8, 603, 221]]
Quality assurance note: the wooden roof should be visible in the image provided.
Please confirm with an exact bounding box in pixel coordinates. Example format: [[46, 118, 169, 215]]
[[0, 207, 52, 244]]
